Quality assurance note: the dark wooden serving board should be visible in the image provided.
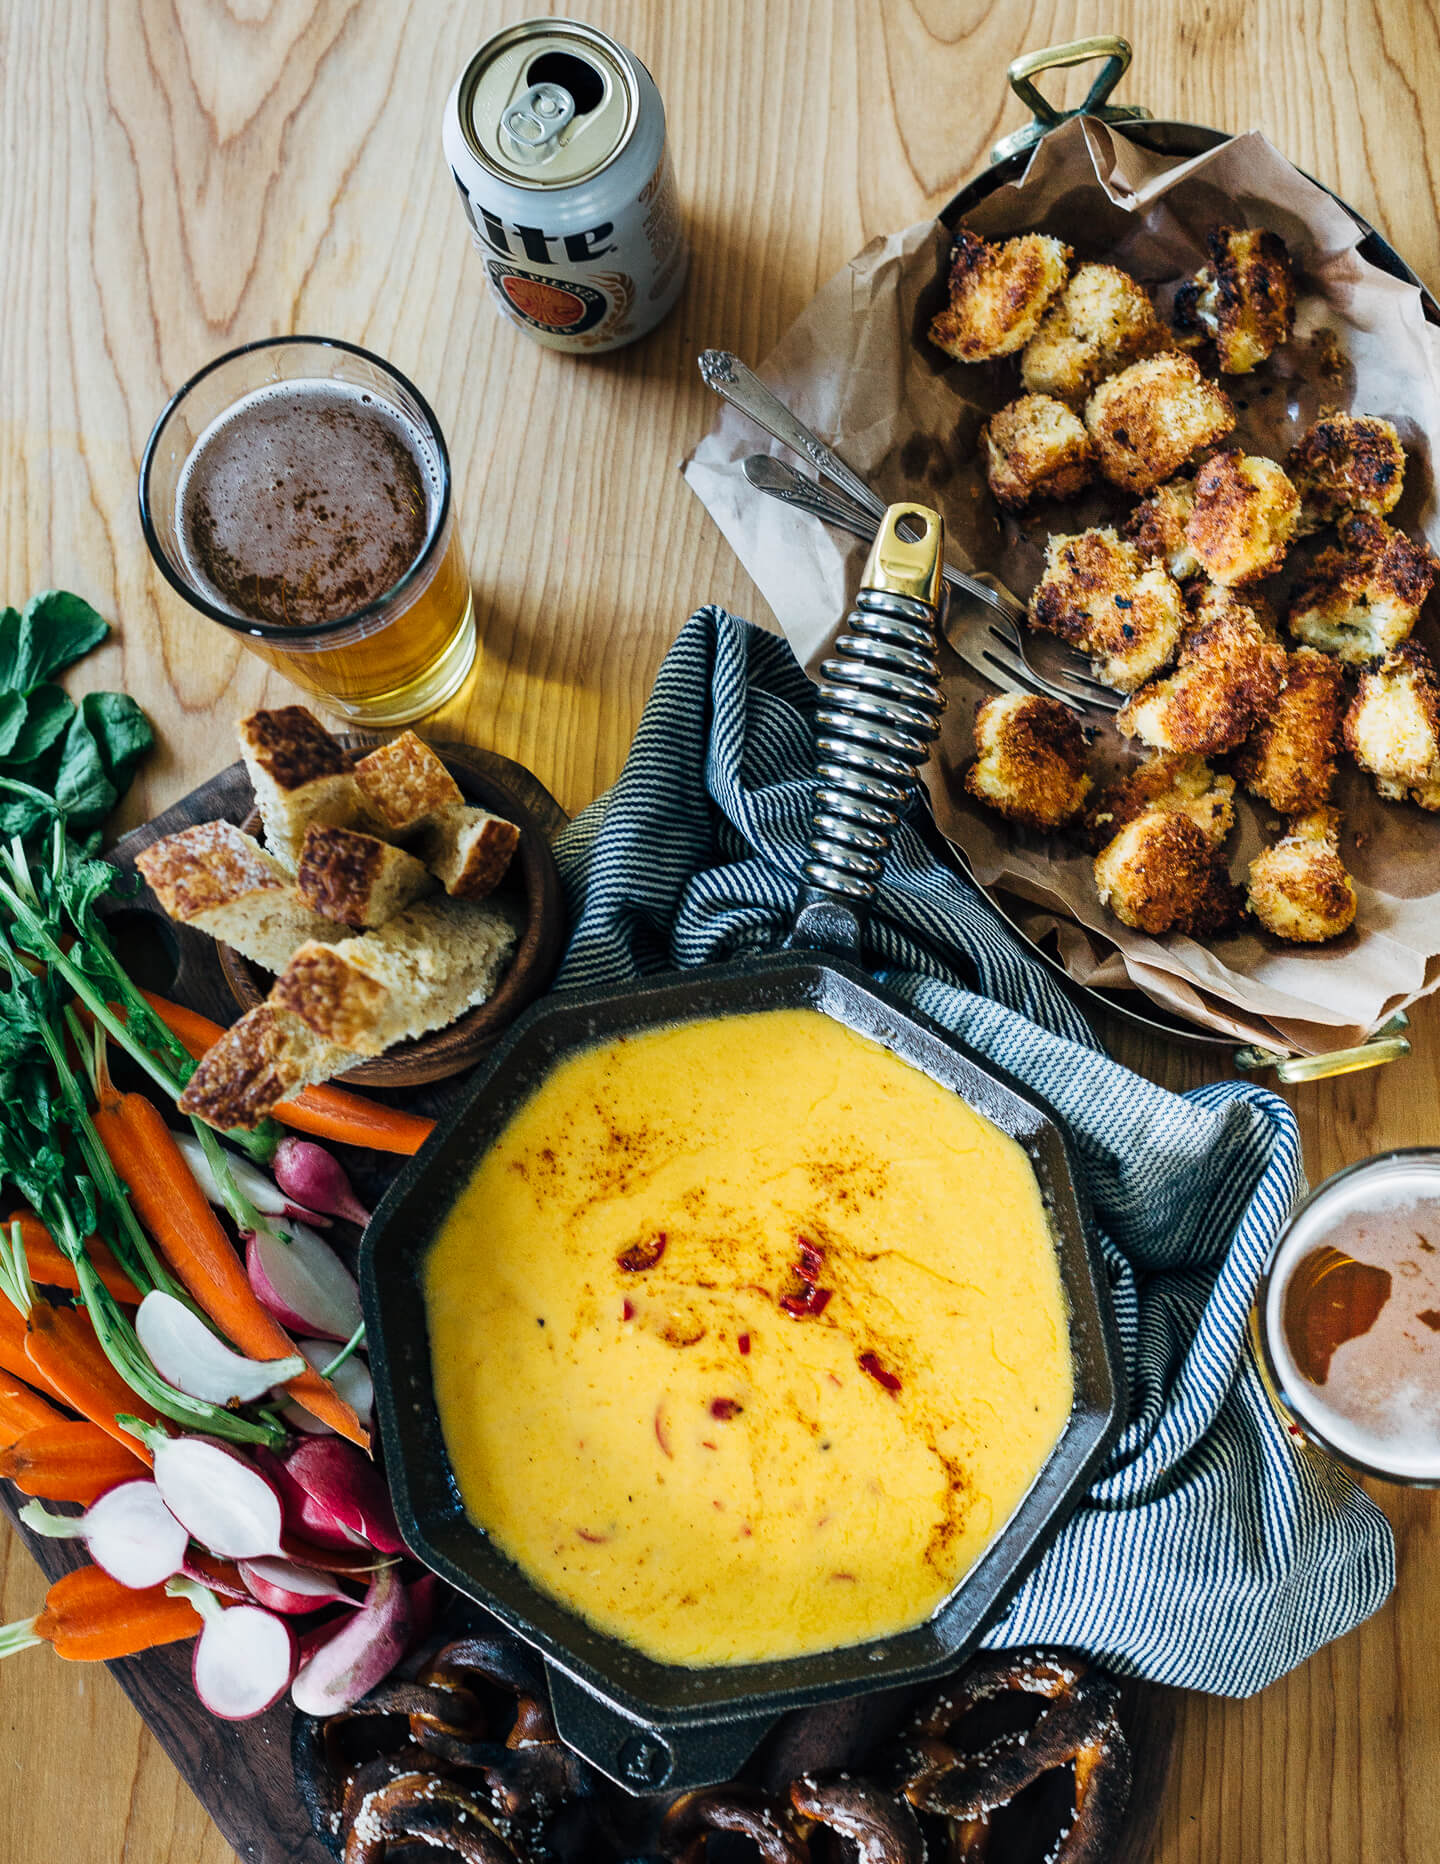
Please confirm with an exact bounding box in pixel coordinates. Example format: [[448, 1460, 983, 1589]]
[[1, 747, 1176, 1863]]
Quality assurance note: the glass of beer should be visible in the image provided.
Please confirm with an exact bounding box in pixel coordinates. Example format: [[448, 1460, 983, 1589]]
[[140, 336, 476, 725], [1252, 1149, 1440, 1484]]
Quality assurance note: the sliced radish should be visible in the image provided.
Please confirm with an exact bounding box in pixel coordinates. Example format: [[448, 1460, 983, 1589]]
[[272, 1139, 371, 1228], [238, 1557, 356, 1616], [246, 1223, 361, 1342], [256, 1447, 363, 1553], [278, 1339, 373, 1435], [291, 1564, 411, 1716], [175, 1132, 329, 1227], [136, 1291, 303, 1404], [193, 1602, 298, 1720], [19, 1482, 187, 1590], [281, 1438, 404, 1555], [147, 1433, 285, 1560]]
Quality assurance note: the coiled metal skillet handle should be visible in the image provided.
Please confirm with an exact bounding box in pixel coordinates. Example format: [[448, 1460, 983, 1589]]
[[789, 503, 946, 955]]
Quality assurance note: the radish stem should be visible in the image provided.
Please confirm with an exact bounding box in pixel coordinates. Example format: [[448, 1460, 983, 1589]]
[[321, 1322, 367, 1380]]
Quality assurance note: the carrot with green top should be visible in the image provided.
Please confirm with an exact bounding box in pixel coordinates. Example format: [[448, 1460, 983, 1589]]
[[93, 1085, 369, 1449], [0, 1303, 69, 1408], [22, 1302, 159, 1463], [0, 1564, 203, 1662], [0, 1420, 147, 1503], [0, 1372, 66, 1444], [8, 1212, 141, 1305]]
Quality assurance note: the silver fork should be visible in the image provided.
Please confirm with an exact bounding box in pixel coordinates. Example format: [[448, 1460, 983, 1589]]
[[741, 454, 1122, 718], [698, 349, 1120, 716]]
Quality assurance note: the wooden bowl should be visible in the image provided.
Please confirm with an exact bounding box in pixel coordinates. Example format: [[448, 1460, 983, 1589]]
[[218, 743, 567, 1088]]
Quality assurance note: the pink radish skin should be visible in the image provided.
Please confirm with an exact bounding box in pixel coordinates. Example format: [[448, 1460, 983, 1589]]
[[245, 1223, 362, 1342], [291, 1564, 411, 1716], [181, 1552, 251, 1602], [281, 1438, 405, 1556], [272, 1139, 372, 1228], [193, 1604, 298, 1720], [136, 1290, 304, 1403], [278, 1340, 373, 1436], [255, 1447, 365, 1554], [175, 1133, 330, 1228], [238, 1558, 357, 1616], [149, 1434, 286, 1560], [19, 1482, 188, 1590]]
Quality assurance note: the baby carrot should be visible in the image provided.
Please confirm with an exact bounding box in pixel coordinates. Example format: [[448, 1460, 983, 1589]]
[[136, 991, 434, 1155], [23, 1302, 158, 1464], [0, 1304, 69, 1409], [0, 1420, 147, 1504], [94, 1090, 369, 1449], [0, 1372, 66, 1444], [9, 1212, 141, 1306], [24, 1565, 202, 1661]]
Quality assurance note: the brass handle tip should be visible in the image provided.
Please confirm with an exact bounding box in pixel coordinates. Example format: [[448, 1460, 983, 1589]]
[[861, 503, 945, 608]]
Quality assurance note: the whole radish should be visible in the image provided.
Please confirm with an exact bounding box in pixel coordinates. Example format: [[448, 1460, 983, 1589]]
[[291, 1564, 411, 1716], [272, 1139, 372, 1228]]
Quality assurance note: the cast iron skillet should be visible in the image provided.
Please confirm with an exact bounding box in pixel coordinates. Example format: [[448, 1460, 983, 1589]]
[[362, 506, 1123, 1796]]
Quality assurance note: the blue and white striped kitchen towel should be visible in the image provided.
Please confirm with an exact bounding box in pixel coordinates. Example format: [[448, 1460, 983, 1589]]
[[552, 606, 1395, 1697]]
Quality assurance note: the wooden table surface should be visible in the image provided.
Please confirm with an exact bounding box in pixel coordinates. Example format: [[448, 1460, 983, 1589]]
[[3, 2, 1439, 1858]]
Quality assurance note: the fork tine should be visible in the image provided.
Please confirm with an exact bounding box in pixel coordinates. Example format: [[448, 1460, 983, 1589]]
[[977, 623, 1122, 715]]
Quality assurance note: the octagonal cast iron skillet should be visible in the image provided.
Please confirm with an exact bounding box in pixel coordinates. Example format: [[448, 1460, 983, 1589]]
[[361, 504, 1123, 1796]]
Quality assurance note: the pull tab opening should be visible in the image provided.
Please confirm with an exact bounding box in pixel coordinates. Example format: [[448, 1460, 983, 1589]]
[[500, 82, 577, 163]]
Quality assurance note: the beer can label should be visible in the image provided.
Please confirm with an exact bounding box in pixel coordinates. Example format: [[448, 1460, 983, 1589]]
[[485, 264, 610, 337]]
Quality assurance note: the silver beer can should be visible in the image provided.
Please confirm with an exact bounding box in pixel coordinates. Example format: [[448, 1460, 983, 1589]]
[[442, 19, 688, 354]]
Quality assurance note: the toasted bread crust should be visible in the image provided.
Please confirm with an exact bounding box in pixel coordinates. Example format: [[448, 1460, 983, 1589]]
[[271, 942, 387, 1049], [929, 230, 1071, 363], [177, 1004, 351, 1130], [432, 810, 521, 899], [297, 827, 387, 926], [137, 820, 284, 921], [352, 731, 463, 833], [238, 707, 351, 790]]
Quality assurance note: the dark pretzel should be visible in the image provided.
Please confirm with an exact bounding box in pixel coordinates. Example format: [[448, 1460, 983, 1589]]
[[416, 1637, 558, 1762], [895, 1650, 1131, 1864], [660, 1785, 812, 1864], [789, 1774, 925, 1864], [343, 1771, 519, 1864], [296, 1683, 476, 1833]]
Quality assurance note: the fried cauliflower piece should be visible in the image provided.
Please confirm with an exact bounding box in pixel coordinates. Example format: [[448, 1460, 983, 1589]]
[[1019, 263, 1166, 405], [964, 693, 1092, 830], [1093, 816, 1240, 937], [1343, 643, 1440, 809], [1126, 477, 1202, 580], [1083, 751, 1236, 852], [1184, 577, 1281, 639], [929, 229, 1071, 362], [1287, 513, 1438, 663], [1084, 351, 1236, 494], [1233, 647, 1346, 813], [1287, 412, 1406, 531], [1173, 226, 1296, 374], [1247, 807, 1357, 943], [981, 394, 1094, 511], [1185, 450, 1299, 585], [1028, 527, 1185, 692], [1116, 593, 1285, 754]]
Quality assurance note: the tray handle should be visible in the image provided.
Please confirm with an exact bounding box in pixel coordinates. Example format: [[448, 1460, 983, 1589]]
[[991, 36, 1151, 165], [1234, 1012, 1412, 1083]]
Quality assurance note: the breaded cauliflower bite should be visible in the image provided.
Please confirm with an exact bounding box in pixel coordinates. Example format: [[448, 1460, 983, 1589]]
[[1233, 647, 1346, 813], [1019, 263, 1166, 405], [1126, 477, 1202, 580], [929, 229, 1071, 362], [1287, 513, 1438, 663], [1090, 753, 1240, 936], [982, 394, 1094, 511], [1286, 412, 1406, 530], [1028, 527, 1185, 691], [1084, 351, 1236, 494], [1184, 450, 1299, 584], [1083, 751, 1236, 852], [1173, 226, 1296, 374], [965, 693, 1092, 830], [1247, 808, 1357, 943], [1116, 593, 1285, 755], [1344, 643, 1440, 809]]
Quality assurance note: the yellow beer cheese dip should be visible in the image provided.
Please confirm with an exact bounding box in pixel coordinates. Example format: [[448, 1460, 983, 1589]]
[[424, 1009, 1073, 1667]]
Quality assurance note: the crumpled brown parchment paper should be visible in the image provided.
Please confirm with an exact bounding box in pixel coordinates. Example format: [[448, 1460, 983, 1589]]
[[684, 117, 1440, 1057]]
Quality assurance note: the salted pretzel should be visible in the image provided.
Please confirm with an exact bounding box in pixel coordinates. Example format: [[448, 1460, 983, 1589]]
[[895, 1649, 1132, 1864], [414, 1636, 558, 1763], [659, 1784, 813, 1863], [343, 1771, 519, 1864], [789, 1774, 926, 1864]]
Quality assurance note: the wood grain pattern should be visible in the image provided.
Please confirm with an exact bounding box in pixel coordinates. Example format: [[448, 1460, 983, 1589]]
[[3, 2, 1439, 1860]]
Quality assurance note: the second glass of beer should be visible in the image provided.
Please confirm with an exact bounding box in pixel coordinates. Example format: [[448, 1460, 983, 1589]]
[[140, 337, 475, 726]]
